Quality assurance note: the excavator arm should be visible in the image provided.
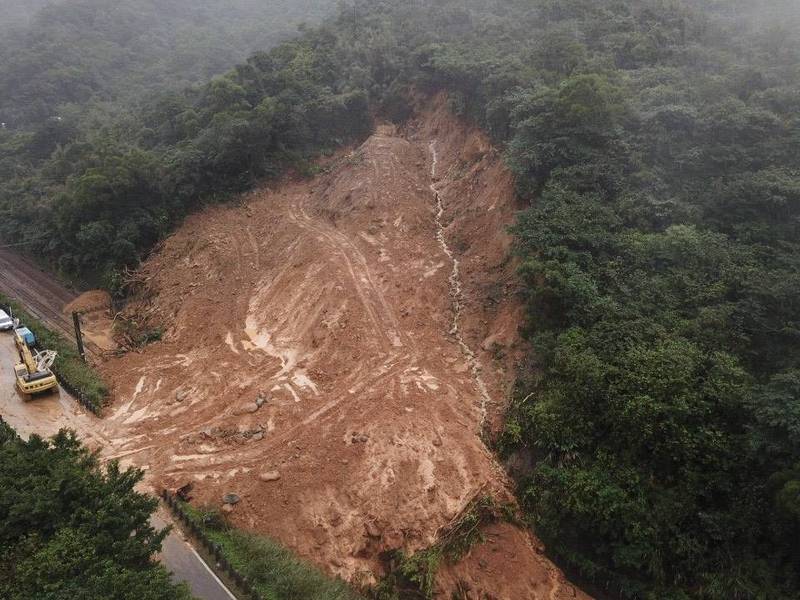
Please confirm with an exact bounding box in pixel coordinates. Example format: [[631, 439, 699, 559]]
[[19, 343, 38, 374]]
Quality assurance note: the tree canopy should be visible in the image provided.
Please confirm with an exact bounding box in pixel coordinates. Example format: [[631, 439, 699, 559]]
[[0, 423, 192, 599]]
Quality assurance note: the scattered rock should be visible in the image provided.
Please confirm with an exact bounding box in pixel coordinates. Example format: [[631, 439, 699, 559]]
[[312, 526, 327, 545], [175, 390, 187, 402], [222, 493, 241, 505], [259, 471, 281, 482], [432, 437, 443, 447], [351, 432, 369, 444], [252, 432, 264, 442], [255, 394, 267, 408], [233, 402, 259, 415], [382, 528, 404, 549], [365, 522, 381, 538]]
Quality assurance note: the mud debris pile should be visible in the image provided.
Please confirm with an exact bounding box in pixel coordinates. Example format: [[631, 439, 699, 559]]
[[98, 95, 587, 599]]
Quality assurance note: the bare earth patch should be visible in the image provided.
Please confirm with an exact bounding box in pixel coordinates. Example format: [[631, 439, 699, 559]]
[[98, 95, 589, 599]]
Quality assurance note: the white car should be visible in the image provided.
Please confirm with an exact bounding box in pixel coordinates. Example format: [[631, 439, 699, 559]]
[[0, 309, 13, 331]]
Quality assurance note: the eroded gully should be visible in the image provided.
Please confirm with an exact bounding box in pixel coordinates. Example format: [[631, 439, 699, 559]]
[[428, 140, 491, 431]]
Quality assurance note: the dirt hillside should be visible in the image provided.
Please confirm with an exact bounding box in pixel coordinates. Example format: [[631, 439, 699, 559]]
[[64, 289, 116, 352], [99, 94, 588, 599]]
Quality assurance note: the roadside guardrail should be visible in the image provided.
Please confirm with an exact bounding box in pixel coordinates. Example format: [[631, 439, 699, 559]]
[[161, 489, 263, 600]]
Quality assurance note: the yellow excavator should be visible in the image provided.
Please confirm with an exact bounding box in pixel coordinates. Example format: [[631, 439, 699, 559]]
[[12, 328, 57, 397]]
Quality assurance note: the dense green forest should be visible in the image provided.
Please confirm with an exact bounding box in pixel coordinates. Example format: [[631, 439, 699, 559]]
[[2, 0, 800, 597], [0, 0, 339, 281], [0, 0, 339, 129], [0, 422, 192, 599], [0, 0, 358, 282]]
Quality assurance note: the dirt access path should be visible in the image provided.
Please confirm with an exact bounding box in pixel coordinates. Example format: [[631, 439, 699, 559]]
[[0, 248, 78, 340], [101, 95, 589, 599], [0, 248, 108, 355]]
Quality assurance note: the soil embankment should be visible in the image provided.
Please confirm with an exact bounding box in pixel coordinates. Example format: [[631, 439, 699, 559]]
[[99, 95, 588, 599]]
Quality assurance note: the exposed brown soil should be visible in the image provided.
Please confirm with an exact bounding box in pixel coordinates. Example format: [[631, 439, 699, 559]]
[[64, 289, 111, 314], [97, 94, 588, 598], [437, 522, 585, 600], [64, 290, 117, 352]]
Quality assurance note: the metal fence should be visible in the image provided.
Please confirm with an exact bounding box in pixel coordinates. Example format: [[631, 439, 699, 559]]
[[49, 366, 101, 416], [161, 489, 264, 600]]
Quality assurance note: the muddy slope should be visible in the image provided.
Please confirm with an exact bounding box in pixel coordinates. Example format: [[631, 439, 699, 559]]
[[101, 95, 587, 599]]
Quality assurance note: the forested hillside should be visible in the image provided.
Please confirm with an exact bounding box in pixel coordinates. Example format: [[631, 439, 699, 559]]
[[0, 0, 338, 129], [1, 1, 799, 597], [0, 0, 338, 282]]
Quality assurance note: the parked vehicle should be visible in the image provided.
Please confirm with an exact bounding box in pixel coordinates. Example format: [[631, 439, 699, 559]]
[[0, 310, 12, 331]]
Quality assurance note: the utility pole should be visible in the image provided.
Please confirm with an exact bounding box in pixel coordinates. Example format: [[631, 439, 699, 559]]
[[72, 311, 86, 362]]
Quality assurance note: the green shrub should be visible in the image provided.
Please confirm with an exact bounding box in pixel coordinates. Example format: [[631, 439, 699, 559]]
[[181, 503, 360, 600], [0, 427, 191, 599]]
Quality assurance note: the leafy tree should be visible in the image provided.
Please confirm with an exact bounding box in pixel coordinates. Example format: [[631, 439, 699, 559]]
[[0, 424, 192, 599]]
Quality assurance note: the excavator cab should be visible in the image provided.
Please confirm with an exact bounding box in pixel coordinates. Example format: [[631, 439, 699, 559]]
[[13, 326, 35, 348]]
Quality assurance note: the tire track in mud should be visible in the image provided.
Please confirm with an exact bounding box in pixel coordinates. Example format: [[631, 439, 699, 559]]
[[428, 141, 492, 432], [160, 355, 417, 479], [150, 172, 426, 479], [286, 190, 408, 353]]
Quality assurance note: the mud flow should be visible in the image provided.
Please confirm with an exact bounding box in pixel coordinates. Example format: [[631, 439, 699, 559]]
[[94, 95, 588, 598]]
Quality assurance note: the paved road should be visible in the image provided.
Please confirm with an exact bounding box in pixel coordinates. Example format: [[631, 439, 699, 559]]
[[0, 331, 236, 600], [154, 510, 238, 600]]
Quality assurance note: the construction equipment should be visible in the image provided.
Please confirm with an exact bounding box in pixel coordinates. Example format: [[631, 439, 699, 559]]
[[13, 326, 35, 351], [12, 327, 57, 397]]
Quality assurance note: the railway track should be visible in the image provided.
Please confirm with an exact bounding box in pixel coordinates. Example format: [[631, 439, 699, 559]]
[[0, 249, 102, 357]]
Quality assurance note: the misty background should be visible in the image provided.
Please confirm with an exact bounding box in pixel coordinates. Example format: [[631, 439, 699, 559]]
[[1, 2, 800, 598], [0, 0, 339, 128]]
